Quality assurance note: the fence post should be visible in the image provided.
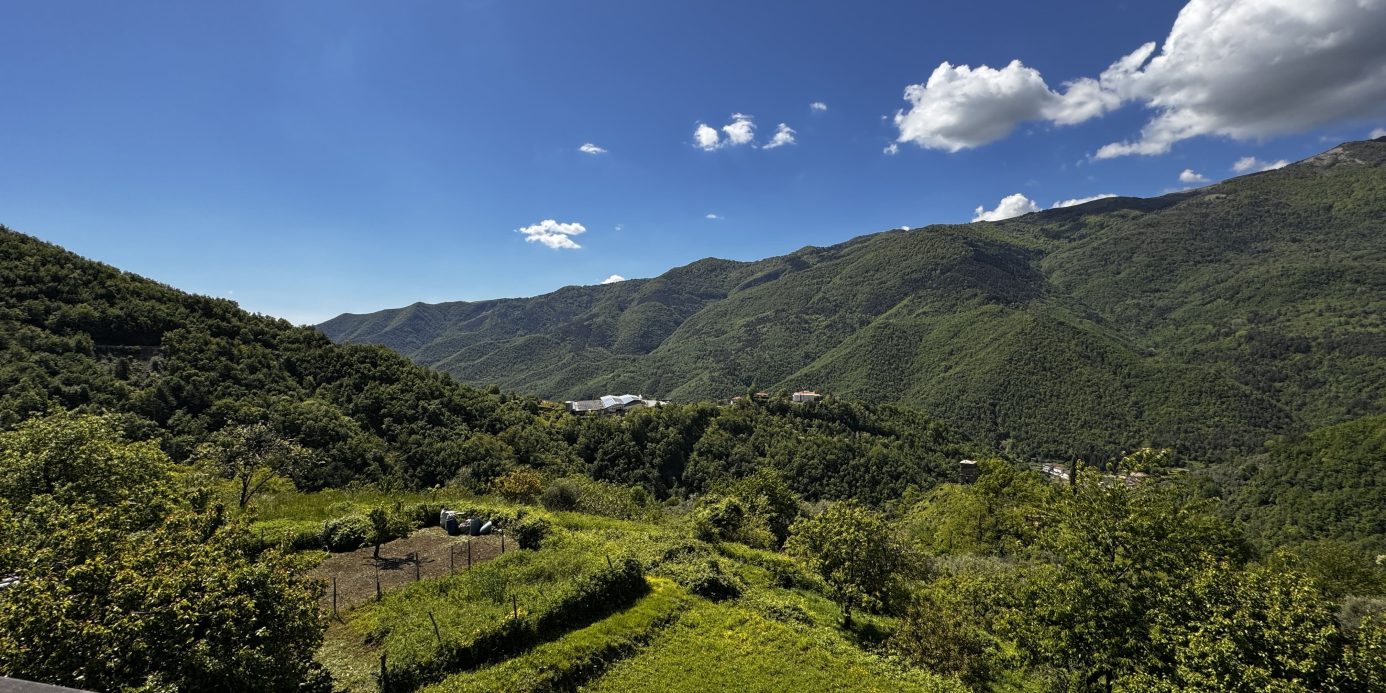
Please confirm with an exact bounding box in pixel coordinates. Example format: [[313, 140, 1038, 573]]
[[467, 540, 472, 569], [379, 653, 387, 692], [414, 555, 421, 582], [500, 529, 505, 554], [375, 565, 382, 601], [449, 546, 455, 574], [512, 594, 518, 621], [606, 552, 613, 570], [332, 576, 338, 619], [428, 610, 441, 643]]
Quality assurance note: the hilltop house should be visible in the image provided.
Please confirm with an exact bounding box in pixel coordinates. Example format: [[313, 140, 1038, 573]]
[[791, 390, 821, 403]]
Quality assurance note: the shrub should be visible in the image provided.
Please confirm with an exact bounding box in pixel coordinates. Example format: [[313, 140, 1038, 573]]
[[745, 594, 814, 625], [541, 479, 581, 511], [661, 557, 743, 601], [409, 501, 446, 528], [248, 519, 322, 552], [493, 467, 544, 503], [511, 516, 553, 550], [321, 513, 371, 552], [691, 496, 774, 549]]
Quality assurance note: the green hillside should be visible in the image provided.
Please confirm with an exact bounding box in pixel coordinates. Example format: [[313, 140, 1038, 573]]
[[322, 139, 1386, 461], [0, 227, 973, 503]]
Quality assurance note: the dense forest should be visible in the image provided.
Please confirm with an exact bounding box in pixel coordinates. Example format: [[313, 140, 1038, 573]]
[[323, 139, 1386, 462]]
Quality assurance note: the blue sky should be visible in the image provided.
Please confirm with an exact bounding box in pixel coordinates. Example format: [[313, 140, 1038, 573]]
[[4, 0, 1384, 324]]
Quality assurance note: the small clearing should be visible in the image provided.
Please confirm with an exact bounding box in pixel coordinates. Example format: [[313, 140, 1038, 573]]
[[310, 527, 509, 612]]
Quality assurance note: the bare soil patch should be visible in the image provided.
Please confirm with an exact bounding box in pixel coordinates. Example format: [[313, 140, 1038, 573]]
[[309, 527, 510, 613]]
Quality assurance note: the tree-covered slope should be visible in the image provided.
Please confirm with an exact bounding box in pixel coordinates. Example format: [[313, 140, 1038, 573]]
[[0, 227, 973, 502], [322, 140, 1386, 460]]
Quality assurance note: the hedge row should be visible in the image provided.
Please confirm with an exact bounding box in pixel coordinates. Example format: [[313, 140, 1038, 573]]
[[380, 558, 649, 692]]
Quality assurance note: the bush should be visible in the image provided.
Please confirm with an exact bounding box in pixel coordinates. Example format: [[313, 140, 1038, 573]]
[[493, 467, 544, 503], [321, 513, 371, 552], [661, 557, 743, 601], [511, 516, 553, 550], [692, 496, 774, 549], [542, 479, 581, 511], [409, 501, 446, 528], [248, 519, 322, 552], [745, 594, 813, 625]]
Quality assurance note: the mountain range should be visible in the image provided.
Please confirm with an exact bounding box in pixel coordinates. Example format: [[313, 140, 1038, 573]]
[[320, 139, 1386, 460]]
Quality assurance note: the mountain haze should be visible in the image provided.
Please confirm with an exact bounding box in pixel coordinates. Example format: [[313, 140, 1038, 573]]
[[321, 139, 1386, 460]]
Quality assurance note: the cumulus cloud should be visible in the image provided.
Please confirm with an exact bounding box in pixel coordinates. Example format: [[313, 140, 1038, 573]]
[[1179, 168, 1209, 184], [972, 193, 1041, 222], [891, 0, 1386, 157], [693, 113, 761, 150], [578, 143, 607, 154], [883, 143, 900, 155], [894, 60, 1058, 152], [1372, 127, 1386, 139], [763, 123, 797, 149], [705, 213, 722, 220], [518, 219, 586, 250], [1231, 156, 1289, 173], [1052, 193, 1117, 208], [810, 101, 828, 112], [600, 274, 626, 284], [693, 123, 722, 151]]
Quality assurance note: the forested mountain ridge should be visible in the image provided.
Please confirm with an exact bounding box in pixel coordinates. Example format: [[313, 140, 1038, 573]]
[[0, 227, 973, 502], [322, 138, 1386, 461]]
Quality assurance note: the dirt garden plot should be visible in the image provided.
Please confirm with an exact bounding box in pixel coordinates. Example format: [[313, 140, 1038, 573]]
[[310, 527, 510, 612]]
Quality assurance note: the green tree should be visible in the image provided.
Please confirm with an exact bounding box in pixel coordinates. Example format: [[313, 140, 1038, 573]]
[[1019, 468, 1246, 690], [1126, 560, 1342, 692], [786, 501, 904, 626], [0, 412, 329, 692], [368, 506, 390, 559], [195, 422, 312, 509], [0, 411, 173, 527]]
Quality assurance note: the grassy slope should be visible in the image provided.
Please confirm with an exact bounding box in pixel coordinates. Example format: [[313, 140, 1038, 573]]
[[321, 140, 1386, 459], [267, 485, 970, 693]]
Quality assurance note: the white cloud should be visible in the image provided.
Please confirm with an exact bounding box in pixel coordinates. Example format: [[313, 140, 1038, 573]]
[[614, 224, 624, 231], [518, 219, 586, 250], [1231, 156, 1289, 173], [894, 60, 1059, 152], [705, 213, 722, 220], [883, 143, 899, 155], [810, 101, 828, 112], [891, 0, 1386, 157], [763, 123, 797, 149], [693, 123, 722, 151], [722, 113, 756, 146], [600, 274, 626, 284], [1372, 127, 1386, 139], [1178, 168, 1209, 184], [578, 143, 607, 154], [1052, 193, 1117, 208], [972, 193, 1040, 222], [694, 113, 761, 150]]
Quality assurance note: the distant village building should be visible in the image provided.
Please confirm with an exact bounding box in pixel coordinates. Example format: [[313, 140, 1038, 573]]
[[1038, 463, 1071, 482], [791, 390, 821, 403], [565, 394, 667, 416], [959, 459, 979, 484]]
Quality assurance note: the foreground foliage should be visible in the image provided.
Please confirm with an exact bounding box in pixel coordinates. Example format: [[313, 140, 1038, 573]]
[[0, 413, 327, 692]]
